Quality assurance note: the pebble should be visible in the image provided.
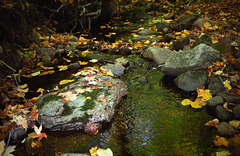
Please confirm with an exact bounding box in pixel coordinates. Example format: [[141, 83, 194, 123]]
[[217, 122, 238, 137]]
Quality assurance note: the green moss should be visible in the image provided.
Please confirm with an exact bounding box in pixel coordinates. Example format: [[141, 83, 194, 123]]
[[38, 94, 61, 109], [83, 89, 102, 99], [71, 112, 89, 123], [62, 105, 74, 116], [81, 99, 95, 111]]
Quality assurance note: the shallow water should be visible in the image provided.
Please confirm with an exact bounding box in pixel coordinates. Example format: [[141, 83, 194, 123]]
[[16, 55, 217, 156]]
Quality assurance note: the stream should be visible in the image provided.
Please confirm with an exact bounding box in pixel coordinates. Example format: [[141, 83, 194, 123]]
[[13, 17, 219, 155], [16, 53, 217, 156]]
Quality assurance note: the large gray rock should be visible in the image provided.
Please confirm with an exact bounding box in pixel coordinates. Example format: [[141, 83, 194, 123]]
[[143, 47, 174, 65], [174, 70, 208, 91], [37, 75, 128, 131], [172, 14, 201, 31], [161, 44, 221, 77]]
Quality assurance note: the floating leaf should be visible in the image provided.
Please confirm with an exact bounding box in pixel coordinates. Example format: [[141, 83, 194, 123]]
[[59, 79, 75, 85], [58, 65, 68, 71], [205, 118, 219, 128], [181, 99, 192, 106], [31, 71, 41, 77], [90, 146, 98, 156]]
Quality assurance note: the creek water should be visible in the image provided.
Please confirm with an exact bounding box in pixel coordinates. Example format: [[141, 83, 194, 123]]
[[16, 54, 217, 156]]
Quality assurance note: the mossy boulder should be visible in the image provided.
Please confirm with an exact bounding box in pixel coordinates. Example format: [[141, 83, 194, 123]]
[[37, 75, 127, 131]]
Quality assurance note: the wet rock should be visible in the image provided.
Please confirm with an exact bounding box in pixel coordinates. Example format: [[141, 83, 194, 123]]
[[137, 76, 148, 83], [207, 96, 224, 108], [174, 70, 208, 92], [172, 14, 201, 31], [217, 122, 238, 137], [36, 47, 57, 57], [115, 58, 129, 67], [192, 18, 215, 29], [41, 55, 52, 65], [6, 128, 27, 145], [211, 37, 233, 54], [68, 62, 81, 70], [192, 35, 212, 48], [37, 75, 128, 131], [104, 64, 125, 76], [217, 92, 240, 103], [138, 29, 158, 36], [155, 22, 170, 33], [67, 36, 78, 42], [215, 106, 234, 122], [173, 34, 197, 51], [233, 104, 240, 120], [132, 36, 150, 42], [162, 44, 221, 77], [0, 45, 3, 55], [208, 76, 225, 96], [143, 47, 174, 65]]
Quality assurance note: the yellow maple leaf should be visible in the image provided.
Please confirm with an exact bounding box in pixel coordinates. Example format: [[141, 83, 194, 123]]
[[197, 88, 212, 100], [223, 80, 232, 90], [78, 61, 88, 65]]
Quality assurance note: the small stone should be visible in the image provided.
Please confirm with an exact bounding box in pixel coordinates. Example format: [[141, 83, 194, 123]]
[[217, 122, 238, 137], [207, 96, 224, 108], [0, 45, 3, 55], [115, 58, 129, 67], [233, 104, 240, 120], [68, 36, 78, 42], [138, 29, 158, 36], [215, 106, 234, 122], [137, 76, 148, 83], [217, 92, 240, 103], [208, 76, 225, 96]]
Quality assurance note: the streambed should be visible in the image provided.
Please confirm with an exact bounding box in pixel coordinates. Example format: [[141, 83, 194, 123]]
[[16, 54, 217, 156]]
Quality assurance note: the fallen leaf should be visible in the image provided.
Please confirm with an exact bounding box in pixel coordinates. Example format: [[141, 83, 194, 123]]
[[213, 136, 228, 147], [0, 140, 15, 156], [59, 79, 75, 85], [58, 65, 68, 71], [223, 80, 232, 90], [97, 148, 113, 156], [197, 88, 212, 100], [99, 97, 108, 102], [229, 120, 240, 129], [216, 151, 231, 156], [31, 71, 41, 77], [78, 61, 88, 65], [205, 118, 219, 128], [82, 49, 93, 57], [90, 146, 98, 156]]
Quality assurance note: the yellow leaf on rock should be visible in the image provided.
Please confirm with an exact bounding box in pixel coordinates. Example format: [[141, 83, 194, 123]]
[[82, 50, 93, 57], [59, 79, 75, 85], [197, 88, 212, 100], [78, 61, 88, 65], [223, 80, 232, 90]]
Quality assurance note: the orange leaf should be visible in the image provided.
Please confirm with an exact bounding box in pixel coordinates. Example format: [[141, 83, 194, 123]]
[[213, 136, 228, 147]]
